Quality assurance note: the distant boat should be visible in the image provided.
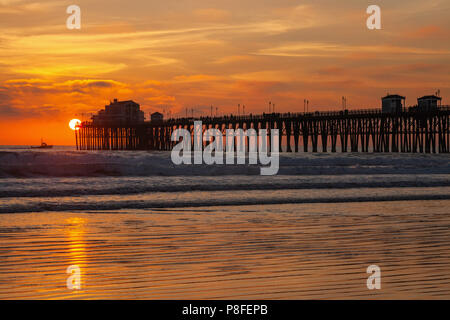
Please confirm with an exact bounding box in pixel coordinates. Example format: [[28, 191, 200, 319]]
[[31, 139, 53, 149]]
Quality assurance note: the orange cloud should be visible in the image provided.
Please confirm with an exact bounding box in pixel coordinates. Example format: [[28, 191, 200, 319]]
[[1, 0, 449, 145], [193, 8, 231, 22], [404, 25, 447, 39]]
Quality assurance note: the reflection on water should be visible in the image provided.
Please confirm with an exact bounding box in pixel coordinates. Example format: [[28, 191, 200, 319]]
[[66, 217, 86, 293], [0, 200, 449, 299]]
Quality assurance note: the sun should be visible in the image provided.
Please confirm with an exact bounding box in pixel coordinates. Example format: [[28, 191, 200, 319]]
[[69, 119, 81, 131]]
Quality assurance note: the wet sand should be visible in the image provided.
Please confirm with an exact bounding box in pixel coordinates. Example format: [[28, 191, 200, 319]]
[[0, 200, 449, 299]]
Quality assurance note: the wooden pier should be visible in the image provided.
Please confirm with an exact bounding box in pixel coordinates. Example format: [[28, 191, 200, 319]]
[[76, 107, 450, 153]]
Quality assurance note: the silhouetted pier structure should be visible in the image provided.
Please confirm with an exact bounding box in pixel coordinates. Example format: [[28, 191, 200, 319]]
[[76, 107, 450, 153]]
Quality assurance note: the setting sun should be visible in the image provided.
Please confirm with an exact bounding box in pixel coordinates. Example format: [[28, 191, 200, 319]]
[[69, 119, 81, 131]]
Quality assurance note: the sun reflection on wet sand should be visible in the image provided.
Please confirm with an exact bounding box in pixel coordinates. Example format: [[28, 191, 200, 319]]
[[65, 217, 87, 297]]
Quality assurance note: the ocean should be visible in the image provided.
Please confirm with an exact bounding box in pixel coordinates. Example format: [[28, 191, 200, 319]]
[[0, 146, 449, 299]]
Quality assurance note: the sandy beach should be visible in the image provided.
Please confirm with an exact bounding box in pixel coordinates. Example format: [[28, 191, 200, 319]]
[[1, 200, 449, 299]]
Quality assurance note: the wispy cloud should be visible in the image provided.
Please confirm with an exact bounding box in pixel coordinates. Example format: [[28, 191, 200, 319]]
[[1, 0, 450, 143]]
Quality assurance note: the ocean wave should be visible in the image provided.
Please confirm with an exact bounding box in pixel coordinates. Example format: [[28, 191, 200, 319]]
[[1, 175, 450, 198], [1, 193, 450, 214], [1, 150, 450, 178]]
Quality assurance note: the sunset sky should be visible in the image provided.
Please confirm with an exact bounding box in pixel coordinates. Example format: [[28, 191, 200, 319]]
[[1, 0, 449, 145]]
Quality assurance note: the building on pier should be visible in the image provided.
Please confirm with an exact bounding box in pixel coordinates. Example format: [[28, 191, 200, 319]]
[[381, 94, 405, 113], [150, 112, 164, 123], [91, 99, 145, 125], [418, 95, 442, 112]]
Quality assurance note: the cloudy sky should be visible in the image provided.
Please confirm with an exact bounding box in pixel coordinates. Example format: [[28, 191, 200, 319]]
[[0, 0, 449, 144]]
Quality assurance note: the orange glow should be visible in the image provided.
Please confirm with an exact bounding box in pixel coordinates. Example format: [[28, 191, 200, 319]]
[[69, 119, 81, 131], [0, 1, 448, 145]]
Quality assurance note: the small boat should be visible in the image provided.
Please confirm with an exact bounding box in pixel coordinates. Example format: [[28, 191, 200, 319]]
[[31, 139, 53, 149]]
